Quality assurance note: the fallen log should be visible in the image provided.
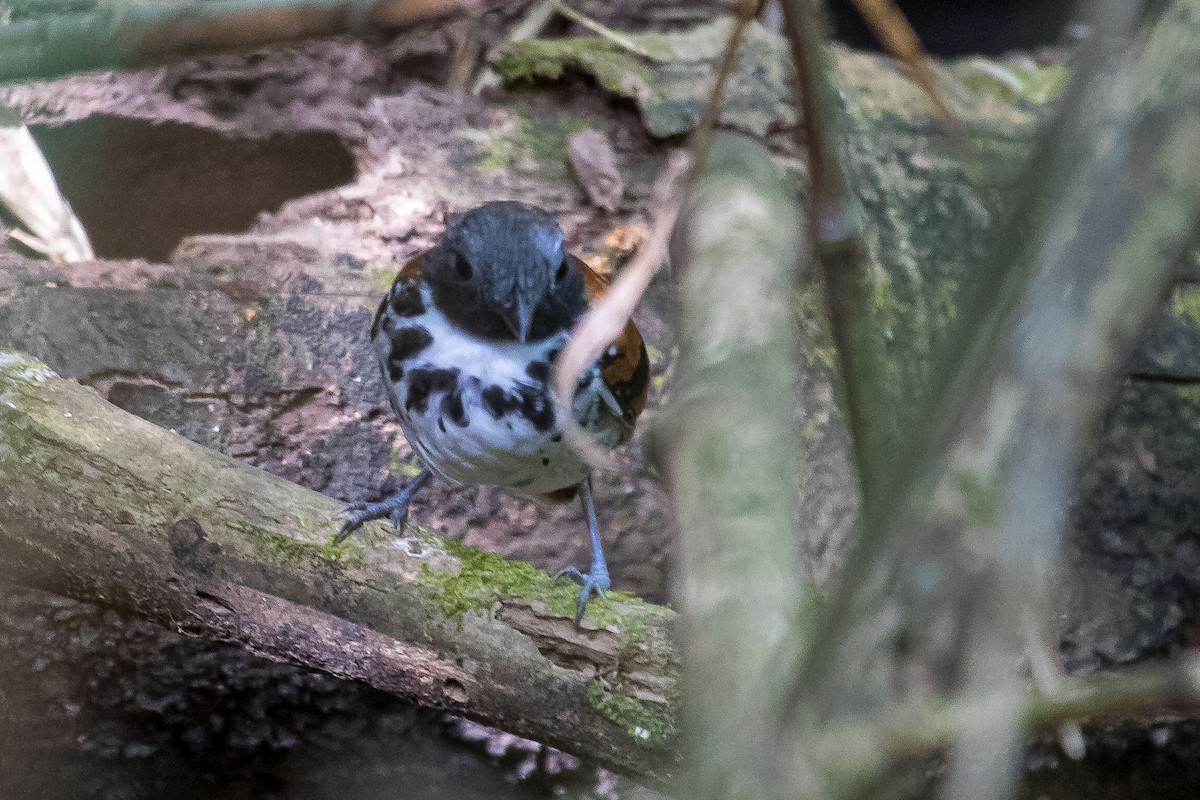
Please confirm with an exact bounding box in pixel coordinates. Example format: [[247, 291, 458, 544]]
[[0, 350, 679, 780]]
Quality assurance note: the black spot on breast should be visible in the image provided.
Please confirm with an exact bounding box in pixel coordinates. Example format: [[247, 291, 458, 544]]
[[389, 326, 433, 365], [525, 360, 551, 382], [442, 391, 468, 427], [481, 385, 519, 418], [550, 433, 563, 443], [390, 281, 425, 316], [546, 348, 560, 363], [541, 457, 550, 466], [406, 368, 458, 414], [517, 385, 555, 432]]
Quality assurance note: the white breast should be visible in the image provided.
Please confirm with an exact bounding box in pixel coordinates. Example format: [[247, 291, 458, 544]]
[[373, 286, 624, 495]]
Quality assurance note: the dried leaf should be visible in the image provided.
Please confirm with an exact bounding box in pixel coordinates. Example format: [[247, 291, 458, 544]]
[[0, 107, 94, 263], [567, 129, 624, 212]]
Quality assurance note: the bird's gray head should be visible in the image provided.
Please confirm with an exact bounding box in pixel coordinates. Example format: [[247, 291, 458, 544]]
[[425, 201, 587, 343]]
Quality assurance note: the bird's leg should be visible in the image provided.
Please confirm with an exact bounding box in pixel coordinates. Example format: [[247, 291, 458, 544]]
[[554, 475, 611, 624], [336, 468, 432, 543]]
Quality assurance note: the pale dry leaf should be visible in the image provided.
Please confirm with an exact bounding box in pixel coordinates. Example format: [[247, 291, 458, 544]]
[[0, 114, 94, 263], [567, 129, 624, 212]]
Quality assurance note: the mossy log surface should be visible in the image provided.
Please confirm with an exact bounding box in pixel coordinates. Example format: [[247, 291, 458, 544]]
[[0, 351, 679, 779]]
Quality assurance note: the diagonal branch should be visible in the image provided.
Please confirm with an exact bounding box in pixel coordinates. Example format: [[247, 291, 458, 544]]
[[0, 350, 679, 781]]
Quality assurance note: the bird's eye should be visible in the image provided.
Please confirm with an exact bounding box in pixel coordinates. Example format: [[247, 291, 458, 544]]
[[554, 257, 570, 284], [453, 253, 473, 281]]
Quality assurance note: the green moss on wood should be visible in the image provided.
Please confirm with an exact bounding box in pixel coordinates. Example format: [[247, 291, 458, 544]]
[[952, 58, 1069, 105], [0, 351, 54, 385], [493, 35, 665, 97], [956, 470, 999, 527], [231, 521, 364, 568], [587, 677, 676, 747], [389, 451, 425, 479], [416, 533, 668, 634], [1172, 285, 1200, 328], [0, 353, 56, 441], [468, 111, 591, 176]]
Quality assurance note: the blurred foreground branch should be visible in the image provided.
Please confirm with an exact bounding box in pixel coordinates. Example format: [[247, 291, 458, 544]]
[[824, 651, 1200, 764], [934, 1, 1200, 795], [778, 0, 895, 532], [0, 351, 678, 781], [769, 0, 1200, 797], [0, 0, 473, 83], [665, 135, 808, 799]]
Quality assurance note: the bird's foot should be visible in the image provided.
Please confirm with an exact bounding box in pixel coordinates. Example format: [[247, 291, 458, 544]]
[[335, 493, 412, 543], [336, 469, 431, 544], [554, 565, 610, 625]]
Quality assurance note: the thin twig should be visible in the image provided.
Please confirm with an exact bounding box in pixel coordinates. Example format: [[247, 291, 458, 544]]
[[683, 0, 759, 184], [1024, 610, 1086, 760], [776, 1, 896, 729], [551, 0, 660, 60], [472, 0, 555, 94], [783, 0, 1145, 718], [551, 5, 754, 469], [841, 652, 1200, 762], [848, 0, 953, 123], [446, 11, 483, 92], [0, 120, 93, 262], [552, 154, 687, 470]]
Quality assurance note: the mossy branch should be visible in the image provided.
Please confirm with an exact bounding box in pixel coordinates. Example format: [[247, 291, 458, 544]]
[[0, 0, 472, 83], [0, 350, 679, 780], [665, 135, 809, 799], [820, 652, 1200, 764]]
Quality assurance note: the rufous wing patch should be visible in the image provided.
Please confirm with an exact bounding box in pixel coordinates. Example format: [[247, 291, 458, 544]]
[[372, 251, 428, 339]]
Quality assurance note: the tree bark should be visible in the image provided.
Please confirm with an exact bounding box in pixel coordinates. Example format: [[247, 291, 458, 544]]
[[0, 350, 679, 781]]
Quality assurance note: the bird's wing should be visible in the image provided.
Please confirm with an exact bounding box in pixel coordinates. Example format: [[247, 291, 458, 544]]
[[372, 251, 427, 340], [569, 254, 651, 438]]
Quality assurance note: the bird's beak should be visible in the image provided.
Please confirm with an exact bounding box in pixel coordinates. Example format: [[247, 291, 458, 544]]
[[501, 296, 536, 343]]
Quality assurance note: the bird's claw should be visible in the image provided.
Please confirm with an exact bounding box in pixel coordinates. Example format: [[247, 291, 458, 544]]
[[334, 496, 411, 544], [554, 566, 610, 625]]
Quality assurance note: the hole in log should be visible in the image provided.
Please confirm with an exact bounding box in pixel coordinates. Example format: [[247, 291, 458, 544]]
[[827, 0, 1075, 56], [443, 677, 468, 704], [28, 115, 356, 262]]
